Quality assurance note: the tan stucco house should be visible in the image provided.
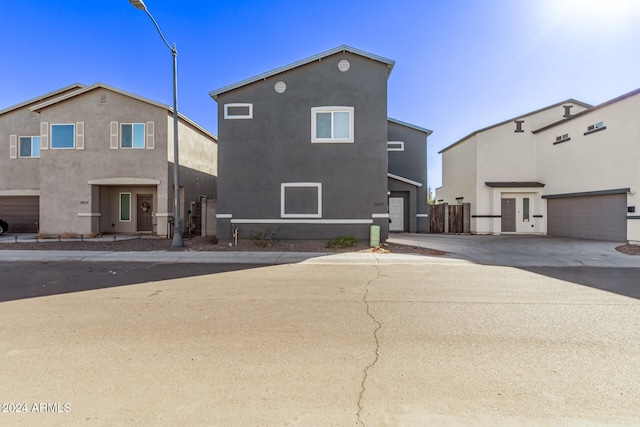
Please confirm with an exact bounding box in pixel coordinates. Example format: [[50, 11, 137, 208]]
[[0, 83, 217, 237], [437, 88, 640, 244]]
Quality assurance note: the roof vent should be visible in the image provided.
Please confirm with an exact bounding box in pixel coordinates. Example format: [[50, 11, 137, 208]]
[[274, 81, 286, 94], [338, 60, 350, 72]]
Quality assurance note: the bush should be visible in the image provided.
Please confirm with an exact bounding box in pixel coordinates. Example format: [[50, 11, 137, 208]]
[[326, 234, 359, 249], [250, 226, 280, 247]]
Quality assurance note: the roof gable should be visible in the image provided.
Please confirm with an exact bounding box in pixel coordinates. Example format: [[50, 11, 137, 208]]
[[209, 45, 395, 100], [29, 82, 216, 141], [0, 83, 85, 116], [388, 117, 433, 136], [533, 87, 640, 134], [438, 98, 591, 154]]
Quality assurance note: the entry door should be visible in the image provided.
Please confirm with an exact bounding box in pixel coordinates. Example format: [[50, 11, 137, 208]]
[[137, 194, 153, 231], [501, 198, 516, 232], [389, 197, 404, 231]]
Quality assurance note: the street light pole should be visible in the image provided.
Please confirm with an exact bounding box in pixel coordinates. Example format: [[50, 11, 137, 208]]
[[129, 0, 183, 247]]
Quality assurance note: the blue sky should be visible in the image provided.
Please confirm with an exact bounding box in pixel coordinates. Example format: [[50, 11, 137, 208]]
[[2, 0, 640, 189]]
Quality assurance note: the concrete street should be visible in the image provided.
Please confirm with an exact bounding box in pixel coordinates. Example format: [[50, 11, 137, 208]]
[[1, 259, 640, 426]]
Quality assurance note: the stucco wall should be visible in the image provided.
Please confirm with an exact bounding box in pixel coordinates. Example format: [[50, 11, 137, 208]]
[[215, 51, 389, 240], [0, 107, 42, 193], [37, 89, 170, 235]]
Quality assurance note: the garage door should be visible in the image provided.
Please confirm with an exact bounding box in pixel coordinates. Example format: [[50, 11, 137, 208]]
[[547, 194, 627, 242], [0, 196, 39, 233]]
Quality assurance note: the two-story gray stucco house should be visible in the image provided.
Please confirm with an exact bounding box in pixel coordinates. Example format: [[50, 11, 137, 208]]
[[0, 83, 217, 237], [209, 45, 430, 242]]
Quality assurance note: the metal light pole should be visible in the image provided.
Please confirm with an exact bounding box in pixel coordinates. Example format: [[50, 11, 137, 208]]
[[129, 0, 183, 247]]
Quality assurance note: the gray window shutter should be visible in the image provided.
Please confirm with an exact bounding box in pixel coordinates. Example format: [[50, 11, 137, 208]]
[[110, 121, 119, 149], [76, 122, 85, 150], [10, 134, 17, 159], [40, 122, 49, 150], [146, 121, 155, 149]]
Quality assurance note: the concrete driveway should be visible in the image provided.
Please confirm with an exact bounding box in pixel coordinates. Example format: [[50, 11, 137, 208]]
[[387, 233, 639, 268]]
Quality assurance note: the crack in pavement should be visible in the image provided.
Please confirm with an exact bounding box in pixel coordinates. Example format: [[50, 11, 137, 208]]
[[357, 266, 382, 426]]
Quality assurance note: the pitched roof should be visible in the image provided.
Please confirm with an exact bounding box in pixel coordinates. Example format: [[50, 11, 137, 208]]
[[0, 83, 85, 116], [532, 87, 640, 134], [29, 82, 216, 141], [438, 98, 591, 154], [209, 45, 396, 100], [388, 117, 433, 136]]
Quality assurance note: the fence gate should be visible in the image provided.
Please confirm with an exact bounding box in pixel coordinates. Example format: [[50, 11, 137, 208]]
[[430, 204, 445, 233], [430, 203, 469, 234]]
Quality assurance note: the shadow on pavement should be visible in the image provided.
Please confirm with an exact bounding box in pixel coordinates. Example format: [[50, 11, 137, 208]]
[[0, 261, 267, 303], [521, 267, 640, 300]]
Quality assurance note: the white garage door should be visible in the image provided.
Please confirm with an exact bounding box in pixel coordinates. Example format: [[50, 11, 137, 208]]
[[547, 193, 627, 242], [0, 196, 39, 233]]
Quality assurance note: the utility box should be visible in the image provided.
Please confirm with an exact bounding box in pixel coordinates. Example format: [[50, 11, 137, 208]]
[[370, 225, 380, 247]]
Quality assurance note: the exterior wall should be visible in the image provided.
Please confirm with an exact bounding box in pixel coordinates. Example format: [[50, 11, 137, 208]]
[[37, 89, 170, 236], [167, 116, 218, 233], [536, 94, 640, 243], [0, 107, 42, 195], [216, 51, 389, 240], [438, 101, 589, 235], [387, 121, 429, 232]]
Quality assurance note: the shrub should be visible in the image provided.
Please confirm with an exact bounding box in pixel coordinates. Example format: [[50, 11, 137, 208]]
[[250, 226, 280, 247], [326, 234, 359, 249]]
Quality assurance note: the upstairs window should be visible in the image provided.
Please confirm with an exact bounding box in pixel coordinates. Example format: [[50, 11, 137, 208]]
[[224, 103, 253, 119], [387, 141, 405, 151], [311, 107, 354, 143], [51, 124, 75, 149], [554, 133, 570, 145], [585, 121, 606, 135], [19, 136, 41, 158], [121, 123, 145, 148]]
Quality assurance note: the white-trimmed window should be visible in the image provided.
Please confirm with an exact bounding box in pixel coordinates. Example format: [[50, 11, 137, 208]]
[[281, 183, 322, 218], [387, 141, 404, 151], [51, 124, 75, 149], [119, 193, 131, 222], [19, 136, 41, 158], [311, 106, 354, 143], [121, 123, 145, 148], [224, 103, 253, 119]]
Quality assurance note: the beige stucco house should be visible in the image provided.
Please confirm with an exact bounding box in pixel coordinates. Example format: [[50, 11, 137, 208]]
[[437, 88, 640, 244], [0, 83, 217, 237]]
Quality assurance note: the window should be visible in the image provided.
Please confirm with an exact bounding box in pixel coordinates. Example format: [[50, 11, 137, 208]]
[[585, 121, 606, 135], [554, 133, 570, 145], [281, 183, 322, 218], [311, 107, 354, 143], [51, 124, 75, 149], [120, 193, 131, 222], [523, 198, 530, 221], [19, 136, 41, 158], [224, 103, 253, 119], [387, 141, 404, 151], [121, 123, 145, 148]]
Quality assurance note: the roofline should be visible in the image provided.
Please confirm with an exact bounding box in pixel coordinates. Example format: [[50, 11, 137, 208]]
[[209, 45, 396, 100], [0, 83, 86, 116], [532, 87, 640, 134], [29, 82, 217, 142], [388, 117, 433, 135], [387, 173, 423, 187], [438, 98, 592, 154]]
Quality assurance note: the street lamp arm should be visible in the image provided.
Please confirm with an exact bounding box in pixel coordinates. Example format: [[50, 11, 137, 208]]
[[143, 8, 176, 54]]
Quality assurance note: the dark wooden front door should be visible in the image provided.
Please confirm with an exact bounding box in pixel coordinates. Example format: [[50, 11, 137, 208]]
[[137, 194, 153, 232], [501, 198, 516, 232]]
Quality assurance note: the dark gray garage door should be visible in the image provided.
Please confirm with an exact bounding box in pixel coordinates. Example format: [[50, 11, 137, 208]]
[[0, 196, 39, 233], [547, 194, 627, 242]]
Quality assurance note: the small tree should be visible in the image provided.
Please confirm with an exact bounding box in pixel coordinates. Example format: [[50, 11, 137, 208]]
[[427, 186, 435, 205]]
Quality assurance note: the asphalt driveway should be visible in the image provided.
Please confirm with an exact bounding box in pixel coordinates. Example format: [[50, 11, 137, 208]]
[[387, 233, 639, 268]]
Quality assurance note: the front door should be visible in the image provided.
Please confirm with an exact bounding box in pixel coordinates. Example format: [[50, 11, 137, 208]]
[[137, 194, 153, 232], [501, 198, 516, 232], [389, 197, 404, 231]]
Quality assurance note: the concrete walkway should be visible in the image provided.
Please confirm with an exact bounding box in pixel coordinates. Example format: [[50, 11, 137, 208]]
[[0, 233, 638, 267]]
